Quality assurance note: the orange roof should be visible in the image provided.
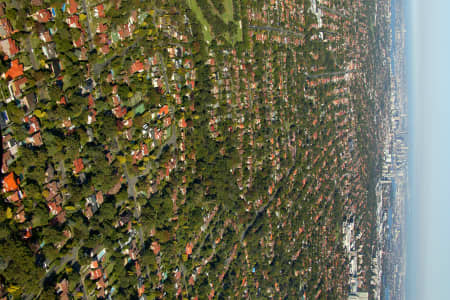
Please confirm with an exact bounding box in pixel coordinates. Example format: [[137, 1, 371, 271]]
[[23, 227, 32, 239], [185, 242, 193, 256], [48, 201, 62, 215], [2, 172, 18, 192], [96, 23, 108, 33], [4, 59, 23, 79], [90, 268, 102, 280], [159, 105, 169, 116], [151, 241, 160, 255], [178, 118, 187, 128], [73, 158, 84, 174], [66, 15, 80, 28], [138, 284, 145, 297], [130, 60, 144, 74], [67, 0, 78, 14], [95, 4, 105, 18], [112, 106, 127, 118], [90, 260, 99, 269], [35, 9, 51, 23]]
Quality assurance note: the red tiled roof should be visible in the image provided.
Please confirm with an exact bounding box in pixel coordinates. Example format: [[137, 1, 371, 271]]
[[48, 201, 62, 215], [90, 268, 102, 280], [0, 18, 12, 38], [0, 38, 19, 57], [122, 119, 132, 128], [2, 172, 18, 192], [186, 242, 193, 256], [23, 227, 32, 239], [112, 95, 120, 106], [96, 191, 104, 205], [112, 106, 127, 118], [118, 24, 131, 40], [163, 116, 171, 127], [67, 0, 78, 14], [86, 94, 94, 108], [94, 4, 105, 18], [90, 260, 98, 269], [59, 96, 67, 105], [12, 77, 27, 97], [96, 23, 108, 33], [40, 30, 52, 42], [34, 9, 52, 23], [151, 241, 160, 255], [138, 283, 145, 297], [100, 44, 110, 54], [4, 59, 23, 79], [130, 60, 144, 74], [73, 34, 84, 48], [159, 105, 169, 116], [66, 15, 81, 28], [73, 158, 84, 174], [26, 132, 43, 147], [25, 115, 40, 134], [31, 132, 43, 146], [142, 143, 149, 156], [178, 118, 187, 128], [84, 205, 93, 219]]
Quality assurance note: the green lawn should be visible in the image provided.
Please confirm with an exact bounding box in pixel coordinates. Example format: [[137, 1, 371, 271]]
[[186, 0, 213, 43], [222, 0, 233, 23], [221, 0, 242, 43], [233, 19, 243, 43], [187, 0, 242, 44]]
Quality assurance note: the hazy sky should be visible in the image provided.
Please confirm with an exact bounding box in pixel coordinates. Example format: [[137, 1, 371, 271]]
[[407, 0, 450, 299]]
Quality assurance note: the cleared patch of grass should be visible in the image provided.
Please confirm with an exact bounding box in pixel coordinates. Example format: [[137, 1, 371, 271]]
[[219, 0, 242, 43], [187, 0, 213, 43], [233, 19, 243, 43], [222, 0, 233, 23]]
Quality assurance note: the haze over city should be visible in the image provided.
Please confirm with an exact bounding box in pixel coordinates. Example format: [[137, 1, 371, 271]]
[[407, 0, 450, 299]]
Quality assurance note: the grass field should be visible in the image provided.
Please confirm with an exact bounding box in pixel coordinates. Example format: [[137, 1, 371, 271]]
[[186, 0, 213, 43], [221, 0, 242, 43], [222, 0, 233, 23], [186, 0, 242, 44], [234, 19, 243, 43]]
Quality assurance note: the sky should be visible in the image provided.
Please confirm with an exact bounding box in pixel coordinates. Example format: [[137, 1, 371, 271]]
[[407, 0, 450, 299]]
